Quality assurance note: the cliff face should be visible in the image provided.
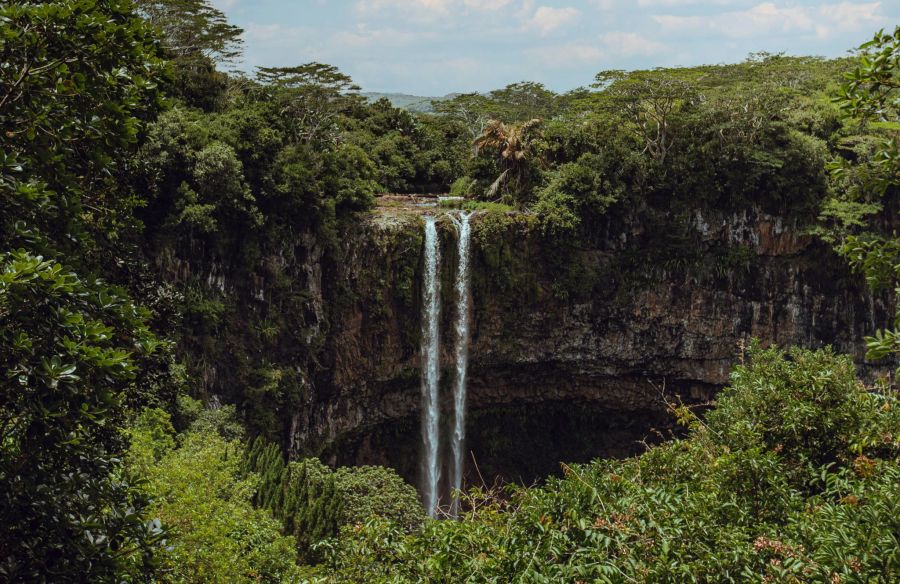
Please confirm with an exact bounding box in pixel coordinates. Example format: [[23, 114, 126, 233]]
[[311, 203, 893, 485], [155, 201, 894, 486]]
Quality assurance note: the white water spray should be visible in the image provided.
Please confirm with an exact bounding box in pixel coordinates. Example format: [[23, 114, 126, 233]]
[[449, 211, 473, 517], [420, 216, 442, 517]]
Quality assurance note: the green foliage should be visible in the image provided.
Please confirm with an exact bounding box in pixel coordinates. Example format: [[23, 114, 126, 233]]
[[706, 344, 881, 485], [817, 27, 900, 363], [449, 176, 476, 199], [134, 0, 242, 110], [136, 0, 243, 64], [127, 407, 177, 476], [326, 345, 900, 583], [0, 1, 170, 580], [188, 403, 246, 441], [473, 118, 547, 205], [0, 252, 165, 581], [244, 437, 424, 564], [129, 411, 301, 583], [245, 437, 342, 562], [434, 53, 848, 238], [0, 0, 168, 257], [533, 153, 623, 235], [332, 466, 424, 530], [435, 82, 560, 128], [835, 28, 900, 123]]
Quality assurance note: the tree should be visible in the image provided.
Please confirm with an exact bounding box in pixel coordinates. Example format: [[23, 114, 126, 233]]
[[473, 118, 546, 203], [245, 438, 342, 564], [134, 0, 243, 110], [128, 411, 302, 583], [434, 92, 496, 149], [135, 0, 243, 64], [593, 69, 696, 164], [0, 1, 169, 579], [256, 63, 361, 145], [819, 27, 900, 363], [487, 81, 559, 122]]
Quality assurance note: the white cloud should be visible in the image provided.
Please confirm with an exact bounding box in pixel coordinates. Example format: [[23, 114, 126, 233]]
[[638, 0, 739, 6], [333, 27, 436, 48], [354, 0, 516, 17], [653, 2, 884, 40], [528, 6, 581, 36], [355, 0, 453, 19], [599, 31, 668, 56], [463, 0, 514, 10], [527, 42, 606, 66], [244, 22, 286, 42]]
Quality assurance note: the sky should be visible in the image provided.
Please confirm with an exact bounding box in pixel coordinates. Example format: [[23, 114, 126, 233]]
[[213, 0, 899, 95]]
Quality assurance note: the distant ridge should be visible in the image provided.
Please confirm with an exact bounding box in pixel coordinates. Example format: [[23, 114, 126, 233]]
[[361, 92, 459, 113]]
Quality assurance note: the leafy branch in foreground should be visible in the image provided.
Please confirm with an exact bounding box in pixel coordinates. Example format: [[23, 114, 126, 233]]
[[820, 26, 900, 363]]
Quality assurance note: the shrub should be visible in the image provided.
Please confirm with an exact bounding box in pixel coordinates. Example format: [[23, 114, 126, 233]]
[[325, 345, 900, 583], [128, 411, 301, 583], [707, 344, 879, 484], [333, 466, 424, 530]]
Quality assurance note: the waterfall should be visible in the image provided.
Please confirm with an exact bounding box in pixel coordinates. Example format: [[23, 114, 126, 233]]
[[419, 211, 474, 518], [420, 215, 442, 517], [449, 211, 473, 518]]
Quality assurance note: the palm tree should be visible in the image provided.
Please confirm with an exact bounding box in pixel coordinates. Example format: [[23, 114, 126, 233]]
[[473, 118, 544, 203]]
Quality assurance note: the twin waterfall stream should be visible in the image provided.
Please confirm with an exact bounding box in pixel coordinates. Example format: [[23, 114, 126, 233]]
[[420, 212, 473, 518]]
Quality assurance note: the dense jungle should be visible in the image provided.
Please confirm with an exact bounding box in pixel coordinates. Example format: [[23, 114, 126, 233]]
[[0, 1, 898, 582]]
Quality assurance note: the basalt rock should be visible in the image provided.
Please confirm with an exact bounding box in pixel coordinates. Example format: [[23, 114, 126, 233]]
[[308, 204, 894, 486], [154, 202, 895, 487]]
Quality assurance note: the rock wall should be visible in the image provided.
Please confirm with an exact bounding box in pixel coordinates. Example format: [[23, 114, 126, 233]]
[[153, 201, 894, 486], [302, 204, 893, 484]]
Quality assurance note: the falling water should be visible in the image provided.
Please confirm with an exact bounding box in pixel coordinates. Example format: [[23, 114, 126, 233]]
[[420, 215, 442, 517], [449, 211, 473, 518]]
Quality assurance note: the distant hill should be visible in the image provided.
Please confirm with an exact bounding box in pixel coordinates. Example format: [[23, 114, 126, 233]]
[[361, 92, 458, 113]]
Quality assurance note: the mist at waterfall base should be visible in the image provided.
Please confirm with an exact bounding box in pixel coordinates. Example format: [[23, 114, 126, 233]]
[[419, 212, 473, 518]]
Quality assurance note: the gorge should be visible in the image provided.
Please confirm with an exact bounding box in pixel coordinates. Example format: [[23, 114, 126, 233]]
[[153, 197, 894, 498]]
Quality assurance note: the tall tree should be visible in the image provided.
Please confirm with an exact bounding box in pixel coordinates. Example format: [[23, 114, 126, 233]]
[[134, 0, 243, 110], [135, 0, 243, 64], [488, 81, 559, 122], [434, 92, 497, 147], [474, 118, 546, 203], [0, 1, 169, 580], [593, 70, 696, 165], [256, 63, 361, 145]]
